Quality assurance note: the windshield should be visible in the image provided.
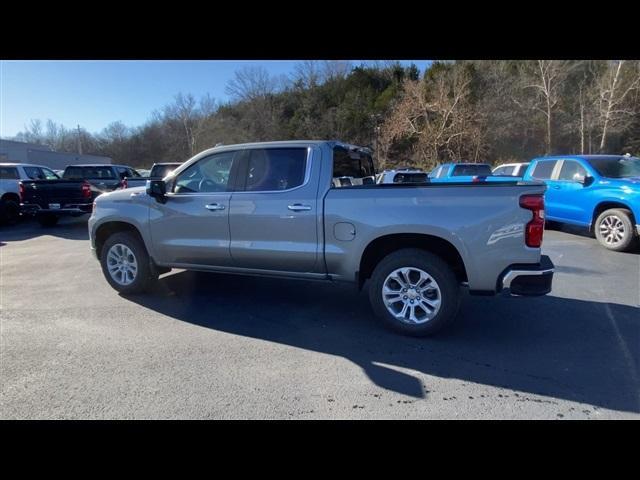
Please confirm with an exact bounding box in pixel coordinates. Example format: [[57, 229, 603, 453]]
[[586, 156, 640, 178]]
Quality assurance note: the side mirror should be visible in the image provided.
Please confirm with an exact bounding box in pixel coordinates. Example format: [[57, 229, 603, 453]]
[[146, 179, 167, 203], [581, 175, 594, 187]]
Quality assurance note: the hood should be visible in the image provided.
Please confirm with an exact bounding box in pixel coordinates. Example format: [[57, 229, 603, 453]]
[[96, 186, 147, 203], [600, 177, 640, 189]]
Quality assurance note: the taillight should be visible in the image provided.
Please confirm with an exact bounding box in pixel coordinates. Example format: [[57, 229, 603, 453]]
[[520, 194, 545, 248], [82, 181, 92, 199], [121, 178, 128, 189], [19, 182, 25, 202]]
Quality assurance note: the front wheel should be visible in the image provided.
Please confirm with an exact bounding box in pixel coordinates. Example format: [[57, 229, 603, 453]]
[[594, 208, 638, 252], [100, 231, 156, 294], [368, 248, 461, 337]]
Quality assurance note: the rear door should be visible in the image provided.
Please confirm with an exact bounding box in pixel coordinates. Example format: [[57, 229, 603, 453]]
[[528, 160, 560, 219], [149, 150, 239, 267], [228, 146, 319, 272]]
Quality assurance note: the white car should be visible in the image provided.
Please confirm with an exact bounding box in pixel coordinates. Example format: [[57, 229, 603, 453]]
[[492, 162, 530, 177], [377, 168, 429, 184], [0, 163, 60, 224]]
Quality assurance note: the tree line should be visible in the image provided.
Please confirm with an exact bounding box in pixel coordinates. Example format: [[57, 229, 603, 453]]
[[10, 60, 640, 171]]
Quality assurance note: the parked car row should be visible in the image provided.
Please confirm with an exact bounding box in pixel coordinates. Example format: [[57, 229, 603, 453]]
[[0, 161, 182, 226], [3, 153, 639, 253]]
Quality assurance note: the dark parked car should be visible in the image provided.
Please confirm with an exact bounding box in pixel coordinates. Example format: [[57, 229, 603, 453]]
[[20, 164, 140, 226]]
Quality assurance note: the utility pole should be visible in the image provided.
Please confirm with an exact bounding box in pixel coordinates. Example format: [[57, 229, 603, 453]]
[[76, 124, 83, 155]]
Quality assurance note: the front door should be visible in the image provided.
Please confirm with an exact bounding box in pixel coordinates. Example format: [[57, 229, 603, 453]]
[[550, 159, 591, 225], [149, 150, 238, 267], [229, 146, 320, 273]]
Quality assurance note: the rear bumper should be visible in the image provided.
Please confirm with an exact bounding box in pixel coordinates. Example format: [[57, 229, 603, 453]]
[[499, 255, 554, 296], [21, 203, 92, 216]]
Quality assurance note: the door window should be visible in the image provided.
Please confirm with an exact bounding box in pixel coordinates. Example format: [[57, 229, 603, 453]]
[[0, 167, 19, 179], [530, 160, 557, 180], [495, 166, 515, 176], [23, 166, 46, 179], [174, 151, 235, 193], [241, 148, 307, 192], [557, 161, 587, 182], [41, 167, 60, 179]]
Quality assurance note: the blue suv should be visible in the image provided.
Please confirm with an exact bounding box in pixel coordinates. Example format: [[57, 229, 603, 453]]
[[429, 163, 514, 183], [522, 155, 640, 251]]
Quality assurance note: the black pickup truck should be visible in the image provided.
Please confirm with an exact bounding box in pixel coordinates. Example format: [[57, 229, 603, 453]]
[[20, 164, 140, 226]]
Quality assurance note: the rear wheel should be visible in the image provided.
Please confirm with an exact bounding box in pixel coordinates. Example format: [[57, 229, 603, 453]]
[[37, 214, 59, 227], [368, 248, 461, 337], [0, 198, 20, 225], [100, 231, 156, 294], [594, 208, 637, 252]]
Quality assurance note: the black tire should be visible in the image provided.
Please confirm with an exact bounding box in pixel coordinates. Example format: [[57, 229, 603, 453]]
[[368, 248, 461, 337], [594, 208, 638, 252], [37, 214, 59, 227], [0, 199, 20, 225], [100, 231, 156, 294]]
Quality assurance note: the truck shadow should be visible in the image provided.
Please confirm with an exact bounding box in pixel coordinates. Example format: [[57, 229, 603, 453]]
[[126, 270, 640, 413], [0, 217, 89, 244]]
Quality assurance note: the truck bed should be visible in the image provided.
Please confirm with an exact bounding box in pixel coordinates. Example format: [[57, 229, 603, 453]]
[[323, 180, 547, 291]]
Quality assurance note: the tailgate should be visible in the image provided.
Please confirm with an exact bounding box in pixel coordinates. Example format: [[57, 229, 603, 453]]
[[21, 180, 86, 207]]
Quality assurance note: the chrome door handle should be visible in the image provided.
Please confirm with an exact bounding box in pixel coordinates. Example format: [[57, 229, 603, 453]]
[[552, 185, 561, 189], [205, 203, 225, 211], [288, 204, 311, 211]]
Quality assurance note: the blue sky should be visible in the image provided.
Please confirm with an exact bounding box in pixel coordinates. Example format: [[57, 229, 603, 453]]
[[0, 60, 430, 138]]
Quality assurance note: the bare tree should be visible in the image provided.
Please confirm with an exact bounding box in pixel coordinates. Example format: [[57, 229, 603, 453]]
[[522, 60, 576, 155], [161, 93, 217, 157], [225, 66, 278, 101], [321, 60, 352, 81], [292, 60, 322, 89], [595, 60, 640, 152], [382, 64, 482, 168]]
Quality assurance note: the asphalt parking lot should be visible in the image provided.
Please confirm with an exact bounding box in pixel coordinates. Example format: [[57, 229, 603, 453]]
[[1, 217, 639, 419]]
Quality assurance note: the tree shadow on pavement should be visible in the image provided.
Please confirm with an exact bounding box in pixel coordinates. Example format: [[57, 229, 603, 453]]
[[126, 270, 640, 413]]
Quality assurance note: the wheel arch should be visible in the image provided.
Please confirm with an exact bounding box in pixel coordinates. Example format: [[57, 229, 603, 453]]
[[94, 221, 148, 260], [358, 233, 468, 289], [591, 201, 636, 231], [1, 192, 20, 203]]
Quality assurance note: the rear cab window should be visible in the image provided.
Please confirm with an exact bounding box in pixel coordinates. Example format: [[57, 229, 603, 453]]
[[332, 146, 375, 187], [452, 164, 493, 177], [64, 166, 116, 180], [393, 172, 428, 183]]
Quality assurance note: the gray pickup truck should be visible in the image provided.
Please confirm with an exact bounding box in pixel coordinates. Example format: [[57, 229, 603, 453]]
[[88, 141, 554, 336]]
